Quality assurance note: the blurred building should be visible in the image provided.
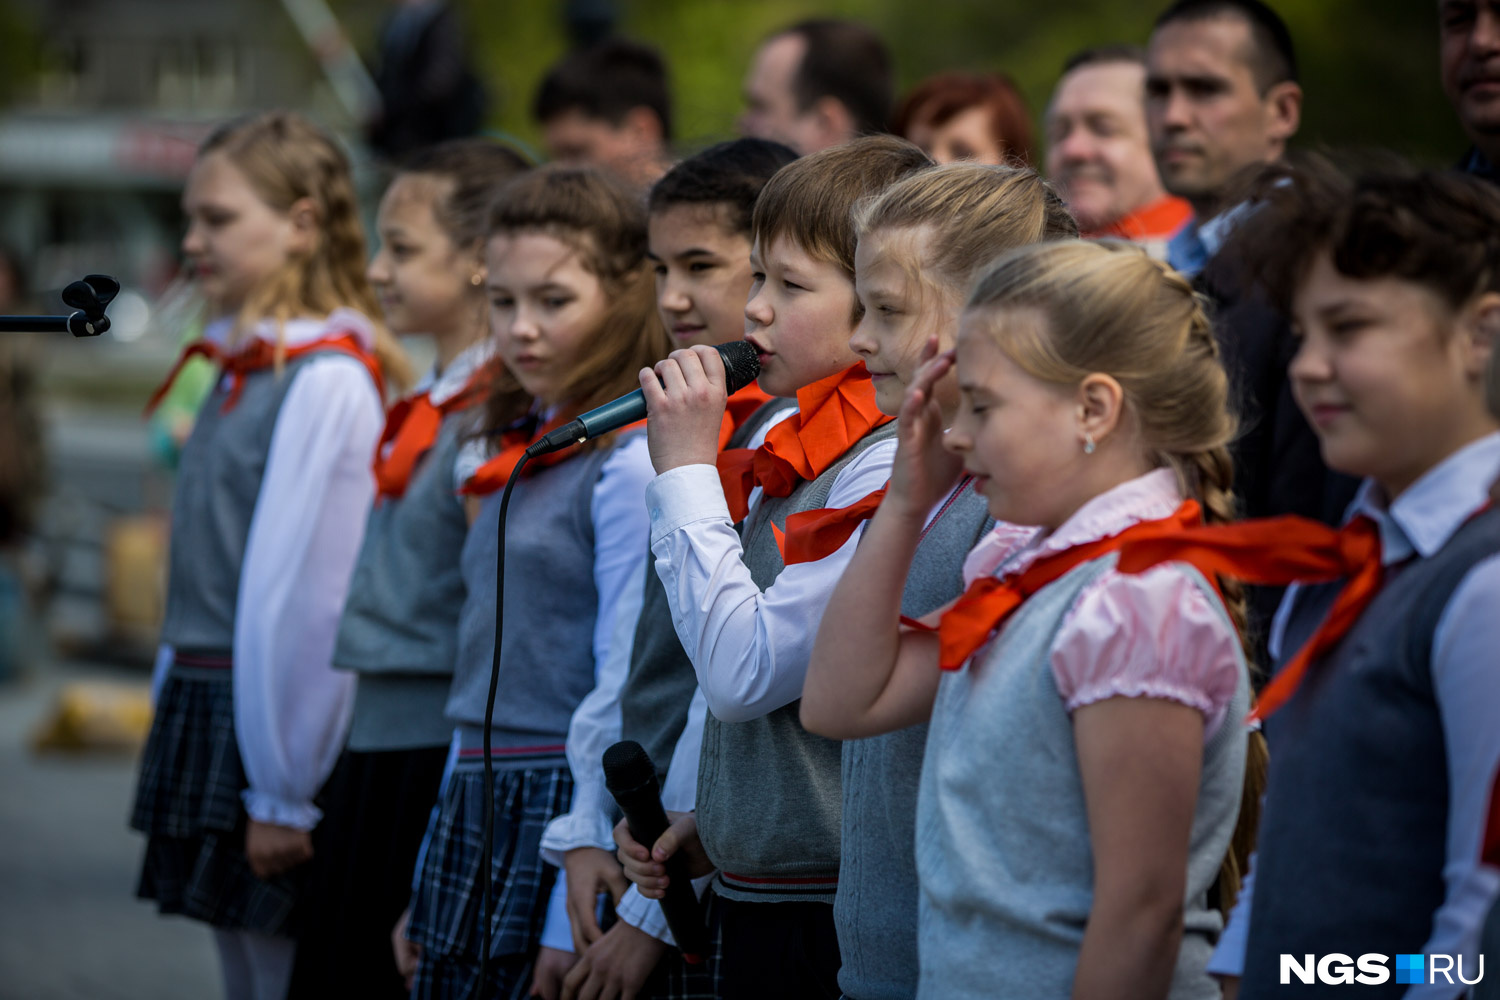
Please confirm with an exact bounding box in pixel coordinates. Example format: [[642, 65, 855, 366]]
[[0, 0, 382, 661], [0, 0, 378, 326]]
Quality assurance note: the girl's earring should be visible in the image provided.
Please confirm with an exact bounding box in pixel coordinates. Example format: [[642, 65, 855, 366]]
[[1083, 433, 1096, 456], [471, 273, 484, 286]]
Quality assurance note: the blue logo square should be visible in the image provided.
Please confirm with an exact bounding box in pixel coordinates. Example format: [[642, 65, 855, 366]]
[[1395, 954, 1425, 985]]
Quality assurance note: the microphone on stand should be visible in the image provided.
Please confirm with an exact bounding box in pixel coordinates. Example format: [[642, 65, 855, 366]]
[[525, 340, 761, 458], [0, 274, 119, 336]]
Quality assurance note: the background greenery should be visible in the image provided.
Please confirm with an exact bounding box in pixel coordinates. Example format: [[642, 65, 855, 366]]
[[328, 0, 1467, 167]]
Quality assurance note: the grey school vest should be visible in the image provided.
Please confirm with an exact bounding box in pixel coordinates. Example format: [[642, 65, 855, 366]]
[[444, 440, 629, 757], [619, 398, 797, 777], [160, 352, 353, 652], [336, 415, 475, 752], [1240, 507, 1500, 999], [696, 420, 898, 904], [836, 486, 991, 1000], [917, 554, 1250, 1000]]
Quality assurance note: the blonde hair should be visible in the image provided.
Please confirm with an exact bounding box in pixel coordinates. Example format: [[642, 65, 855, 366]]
[[853, 162, 1077, 303], [967, 238, 1263, 911], [752, 135, 931, 286], [479, 165, 671, 443], [201, 111, 414, 391]]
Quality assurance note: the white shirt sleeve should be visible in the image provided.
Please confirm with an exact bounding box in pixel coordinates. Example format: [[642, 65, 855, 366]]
[[538, 873, 574, 954], [615, 685, 713, 944], [1406, 554, 1500, 999], [539, 555, 647, 865], [644, 437, 897, 723], [149, 643, 175, 705], [1206, 858, 1255, 977], [234, 355, 383, 829], [534, 434, 654, 944]]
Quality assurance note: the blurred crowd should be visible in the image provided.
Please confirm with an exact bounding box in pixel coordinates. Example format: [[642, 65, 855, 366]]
[[19, 1, 1500, 999]]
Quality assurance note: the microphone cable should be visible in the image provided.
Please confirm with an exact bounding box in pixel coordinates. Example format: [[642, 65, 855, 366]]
[[477, 445, 531, 993]]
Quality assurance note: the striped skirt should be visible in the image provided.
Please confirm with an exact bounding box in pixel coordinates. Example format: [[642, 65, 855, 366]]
[[129, 657, 305, 935], [406, 760, 573, 1000]]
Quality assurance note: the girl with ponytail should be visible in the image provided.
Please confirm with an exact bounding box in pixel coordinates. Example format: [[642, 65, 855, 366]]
[[806, 239, 1253, 999], [130, 110, 410, 1000]]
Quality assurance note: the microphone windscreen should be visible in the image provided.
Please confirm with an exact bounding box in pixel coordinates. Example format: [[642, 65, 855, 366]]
[[602, 740, 656, 792], [716, 340, 761, 395]]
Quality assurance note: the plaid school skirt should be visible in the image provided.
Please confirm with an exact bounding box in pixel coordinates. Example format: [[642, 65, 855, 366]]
[[406, 760, 573, 1000], [129, 655, 305, 935]]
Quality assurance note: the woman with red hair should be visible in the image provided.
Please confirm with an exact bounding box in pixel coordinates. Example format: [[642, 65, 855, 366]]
[[893, 71, 1034, 166]]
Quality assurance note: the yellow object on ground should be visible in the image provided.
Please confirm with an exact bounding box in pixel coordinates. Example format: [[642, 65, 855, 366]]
[[31, 681, 154, 754]]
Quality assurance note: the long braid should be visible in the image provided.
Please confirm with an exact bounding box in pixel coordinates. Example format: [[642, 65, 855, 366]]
[[1175, 298, 1265, 917]]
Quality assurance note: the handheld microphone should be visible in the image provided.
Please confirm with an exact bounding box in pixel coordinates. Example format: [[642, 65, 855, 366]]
[[525, 340, 761, 458], [602, 740, 709, 963]]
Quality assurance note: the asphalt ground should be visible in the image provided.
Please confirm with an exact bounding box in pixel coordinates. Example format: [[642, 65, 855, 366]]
[[0, 661, 219, 1000]]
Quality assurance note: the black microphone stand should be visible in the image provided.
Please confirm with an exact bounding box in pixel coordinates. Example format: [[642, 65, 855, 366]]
[[0, 274, 119, 336]]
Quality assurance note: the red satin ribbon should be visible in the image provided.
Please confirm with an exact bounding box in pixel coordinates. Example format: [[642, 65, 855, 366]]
[[716, 364, 892, 523], [144, 332, 383, 417], [717, 382, 777, 452], [460, 413, 647, 496], [1114, 513, 1384, 723], [373, 365, 492, 500], [935, 500, 1207, 671], [781, 487, 888, 565]]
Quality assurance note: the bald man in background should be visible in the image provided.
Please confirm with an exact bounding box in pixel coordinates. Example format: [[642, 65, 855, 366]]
[[1045, 45, 1190, 257]]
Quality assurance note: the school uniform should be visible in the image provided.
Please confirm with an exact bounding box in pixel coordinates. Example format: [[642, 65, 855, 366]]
[[536, 392, 790, 1000], [635, 366, 898, 999], [404, 425, 654, 1000], [130, 311, 385, 986], [834, 479, 991, 1000], [286, 341, 492, 999], [1208, 432, 1500, 999], [918, 469, 1250, 999]]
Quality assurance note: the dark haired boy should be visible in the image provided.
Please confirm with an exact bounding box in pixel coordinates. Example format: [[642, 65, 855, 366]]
[[534, 38, 674, 188]]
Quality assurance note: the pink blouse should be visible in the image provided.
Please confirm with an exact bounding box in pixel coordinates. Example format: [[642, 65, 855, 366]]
[[961, 468, 1243, 740]]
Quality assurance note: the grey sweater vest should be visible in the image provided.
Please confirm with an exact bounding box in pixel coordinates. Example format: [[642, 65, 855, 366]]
[[697, 420, 898, 904], [161, 353, 335, 652], [836, 486, 991, 1000], [619, 398, 797, 777], [444, 442, 622, 761], [917, 554, 1249, 1000], [336, 416, 474, 752], [1240, 506, 1500, 999]]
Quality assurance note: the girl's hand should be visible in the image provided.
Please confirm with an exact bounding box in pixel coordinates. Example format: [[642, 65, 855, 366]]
[[244, 819, 313, 879], [530, 945, 578, 1000], [562, 846, 630, 953], [561, 921, 668, 1000], [612, 812, 711, 899], [391, 907, 422, 992], [887, 338, 963, 520], [640, 346, 728, 475]]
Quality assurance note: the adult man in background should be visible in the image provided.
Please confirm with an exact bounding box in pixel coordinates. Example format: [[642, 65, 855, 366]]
[[739, 19, 893, 155], [533, 38, 675, 189], [1442, 12, 1500, 999], [1441, 0, 1500, 181], [1147, 0, 1357, 675], [1148, 0, 1300, 278], [1045, 45, 1190, 256]]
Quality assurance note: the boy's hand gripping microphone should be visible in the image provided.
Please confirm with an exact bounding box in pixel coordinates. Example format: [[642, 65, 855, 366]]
[[602, 740, 710, 964], [525, 340, 761, 458]]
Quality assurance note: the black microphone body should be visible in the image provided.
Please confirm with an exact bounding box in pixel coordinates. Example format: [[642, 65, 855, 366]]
[[602, 740, 710, 963], [525, 340, 761, 458]]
